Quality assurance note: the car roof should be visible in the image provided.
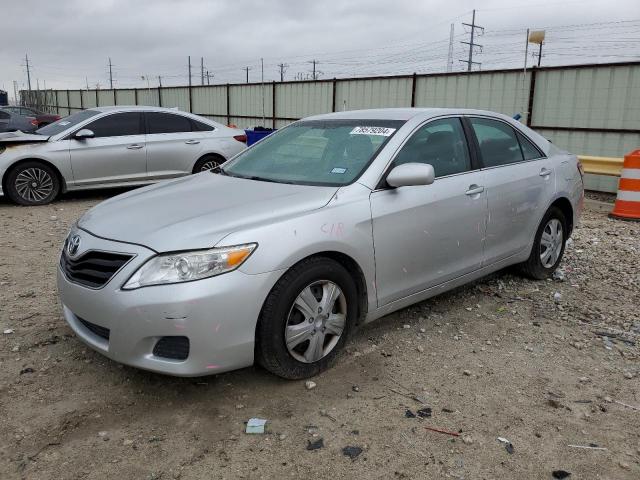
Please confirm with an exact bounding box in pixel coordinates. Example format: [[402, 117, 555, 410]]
[[304, 107, 513, 122], [90, 106, 188, 113]]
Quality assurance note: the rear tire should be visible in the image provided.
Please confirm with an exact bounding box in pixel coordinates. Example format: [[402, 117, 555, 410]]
[[519, 206, 567, 280], [5, 161, 60, 206], [256, 257, 358, 379], [193, 154, 225, 173]]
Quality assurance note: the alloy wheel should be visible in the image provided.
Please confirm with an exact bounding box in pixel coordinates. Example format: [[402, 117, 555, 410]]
[[15, 167, 54, 203], [540, 218, 563, 268], [200, 160, 219, 171], [285, 280, 347, 363]]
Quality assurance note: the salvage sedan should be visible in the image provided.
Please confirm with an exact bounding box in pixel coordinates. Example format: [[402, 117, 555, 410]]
[[0, 106, 246, 205], [57, 108, 584, 379]]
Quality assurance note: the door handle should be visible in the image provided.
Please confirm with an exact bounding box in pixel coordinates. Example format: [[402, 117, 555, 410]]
[[465, 185, 484, 196], [539, 168, 552, 177], [127, 144, 144, 149], [185, 140, 200, 145]]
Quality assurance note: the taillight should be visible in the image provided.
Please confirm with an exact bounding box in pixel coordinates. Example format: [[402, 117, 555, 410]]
[[233, 134, 247, 144], [30, 119, 38, 126], [53, 115, 61, 120]]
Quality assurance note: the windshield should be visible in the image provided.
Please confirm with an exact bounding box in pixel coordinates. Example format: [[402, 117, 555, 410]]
[[35, 109, 100, 136], [223, 119, 405, 186]]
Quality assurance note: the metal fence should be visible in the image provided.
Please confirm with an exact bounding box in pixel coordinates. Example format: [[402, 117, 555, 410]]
[[23, 61, 640, 192]]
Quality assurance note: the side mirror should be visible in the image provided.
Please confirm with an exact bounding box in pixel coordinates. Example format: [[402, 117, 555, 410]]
[[386, 163, 435, 188], [74, 128, 94, 139]]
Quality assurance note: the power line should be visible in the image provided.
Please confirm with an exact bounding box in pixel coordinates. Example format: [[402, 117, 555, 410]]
[[277, 63, 289, 81]]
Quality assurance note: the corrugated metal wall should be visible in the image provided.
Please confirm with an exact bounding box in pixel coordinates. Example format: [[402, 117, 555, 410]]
[[38, 62, 640, 165], [415, 71, 530, 123]]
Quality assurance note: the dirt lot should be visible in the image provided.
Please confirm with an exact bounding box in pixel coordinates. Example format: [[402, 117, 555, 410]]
[[0, 190, 638, 480]]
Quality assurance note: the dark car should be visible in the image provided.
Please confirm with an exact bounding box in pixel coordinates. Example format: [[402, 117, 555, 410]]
[[1, 106, 60, 127], [0, 109, 38, 132]]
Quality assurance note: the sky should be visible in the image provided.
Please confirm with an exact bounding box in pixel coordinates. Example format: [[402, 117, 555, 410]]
[[2, 0, 639, 98]]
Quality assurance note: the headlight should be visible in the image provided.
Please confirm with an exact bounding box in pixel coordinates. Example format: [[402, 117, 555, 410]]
[[122, 243, 257, 290]]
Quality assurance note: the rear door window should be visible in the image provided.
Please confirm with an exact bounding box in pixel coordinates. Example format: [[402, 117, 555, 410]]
[[146, 112, 193, 134], [392, 117, 471, 178], [516, 131, 544, 160], [191, 119, 214, 131], [470, 117, 524, 167], [85, 112, 143, 138]]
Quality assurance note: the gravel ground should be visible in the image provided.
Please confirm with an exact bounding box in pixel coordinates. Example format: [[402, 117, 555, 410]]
[[0, 189, 638, 480]]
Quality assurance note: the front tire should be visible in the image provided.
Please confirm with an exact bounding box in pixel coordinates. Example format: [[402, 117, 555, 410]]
[[519, 206, 567, 280], [5, 161, 60, 206], [256, 257, 358, 379]]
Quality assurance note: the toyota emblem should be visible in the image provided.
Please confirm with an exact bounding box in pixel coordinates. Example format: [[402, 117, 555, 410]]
[[66, 234, 81, 257]]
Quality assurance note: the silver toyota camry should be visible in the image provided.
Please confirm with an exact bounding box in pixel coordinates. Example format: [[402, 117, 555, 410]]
[[0, 106, 246, 205], [57, 108, 584, 379]]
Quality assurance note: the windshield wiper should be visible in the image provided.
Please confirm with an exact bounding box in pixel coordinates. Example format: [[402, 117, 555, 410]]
[[244, 175, 295, 185], [211, 165, 228, 176]]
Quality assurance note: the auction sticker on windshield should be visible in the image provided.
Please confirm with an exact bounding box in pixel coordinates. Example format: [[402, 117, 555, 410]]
[[350, 126, 396, 136]]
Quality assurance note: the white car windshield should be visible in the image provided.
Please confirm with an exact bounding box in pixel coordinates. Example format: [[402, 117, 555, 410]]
[[223, 119, 405, 186], [35, 109, 100, 136]]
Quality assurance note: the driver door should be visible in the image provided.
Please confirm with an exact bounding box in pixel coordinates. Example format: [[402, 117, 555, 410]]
[[370, 117, 488, 306], [68, 112, 147, 186]]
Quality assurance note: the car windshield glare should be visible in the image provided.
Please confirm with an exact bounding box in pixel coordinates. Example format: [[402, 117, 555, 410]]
[[35, 109, 100, 136], [223, 119, 405, 186]]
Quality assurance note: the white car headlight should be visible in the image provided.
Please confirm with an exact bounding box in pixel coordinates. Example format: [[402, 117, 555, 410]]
[[122, 243, 257, 290]]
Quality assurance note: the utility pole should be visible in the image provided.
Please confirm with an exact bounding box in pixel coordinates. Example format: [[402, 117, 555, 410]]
[[200, 57, 204, 85], [535, 41, 543, 66], [86, 77, 89, 90], [277, 63, 289, 82], [260, 58, 265, 126], [13, 80, 19, 105], [243, 66, 251, 83], [206, 70, 212, 85], [108, 57, 114, 89], [188, 56, 192, 88], [158, 75, 162, 87], [308, 60, 320, 80], [459, 9, 483, 72], [446, 23, 455, 72], [25, 54, 32, 91]]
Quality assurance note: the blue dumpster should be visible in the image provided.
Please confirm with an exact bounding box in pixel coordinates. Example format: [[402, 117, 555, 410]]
[[245, 128, 275, 146]]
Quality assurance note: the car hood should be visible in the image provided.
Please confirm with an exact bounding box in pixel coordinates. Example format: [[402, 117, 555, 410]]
[[0, 131, 49, 145], [79, 173, 339, 252]]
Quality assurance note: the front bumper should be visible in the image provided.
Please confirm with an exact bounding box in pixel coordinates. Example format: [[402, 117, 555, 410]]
[[57, 229, 283, 376]]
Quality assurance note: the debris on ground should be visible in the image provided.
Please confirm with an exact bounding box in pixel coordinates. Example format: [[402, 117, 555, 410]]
[[416, 407, 432, 418], [498, 437, 514, 454], [306, 438, 324, 451], [552, 470, 571, 479], [342, 446, 363, 460], [245, 418, 267, 434], [3, 329, 14, 334], [305, 380, 317, 390], [566, 444, 607, 450], [461, 434, 473, 445], [424, 426, 460, 437], [19, 367, 34, 375], [404, 409, 416, 418]]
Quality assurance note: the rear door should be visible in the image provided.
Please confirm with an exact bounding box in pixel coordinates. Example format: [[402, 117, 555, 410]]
[[370, 116, 488, 306], [467, 116, 554, 264], [144, 112, 204, 179], [68, 112, 147, 186]]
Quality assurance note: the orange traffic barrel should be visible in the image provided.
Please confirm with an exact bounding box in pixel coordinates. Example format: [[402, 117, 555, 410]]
[[610, 149, 640, 221]]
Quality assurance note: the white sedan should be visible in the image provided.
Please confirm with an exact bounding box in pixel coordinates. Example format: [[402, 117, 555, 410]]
[[0, 106, 247, 205]]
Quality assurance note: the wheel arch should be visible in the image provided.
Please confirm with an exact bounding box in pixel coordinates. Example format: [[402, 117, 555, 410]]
[[2, 157, 67, 194], [549, 196, 574, 236], [257, 251, 369, 332]]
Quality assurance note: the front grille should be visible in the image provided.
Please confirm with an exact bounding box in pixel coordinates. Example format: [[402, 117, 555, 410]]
[[78, 317, 110, 340], [153, 336, 190, 360], [60, 250, 133, 288]]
